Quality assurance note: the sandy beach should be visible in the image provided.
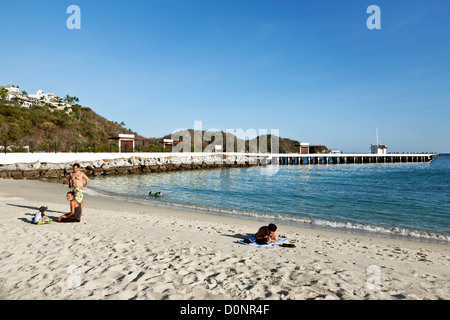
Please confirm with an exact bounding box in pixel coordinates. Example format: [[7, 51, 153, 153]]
[[0, 178, 449, 300]]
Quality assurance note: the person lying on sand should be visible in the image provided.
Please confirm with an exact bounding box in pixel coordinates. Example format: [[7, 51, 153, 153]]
[[255, 223, 279, 245], [58, 191, 82, 223]]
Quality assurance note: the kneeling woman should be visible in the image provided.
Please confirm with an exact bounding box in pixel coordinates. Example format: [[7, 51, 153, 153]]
[[58, 191, 82, 223]]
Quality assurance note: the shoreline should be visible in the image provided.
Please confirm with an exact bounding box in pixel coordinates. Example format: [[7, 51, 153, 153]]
[[1, 179, 449, 300], [2, 153, 447, 244], [87, 181, 450, 245]]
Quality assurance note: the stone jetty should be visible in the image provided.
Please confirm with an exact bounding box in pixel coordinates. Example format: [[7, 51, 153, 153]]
[[0, 154, 260, 184]]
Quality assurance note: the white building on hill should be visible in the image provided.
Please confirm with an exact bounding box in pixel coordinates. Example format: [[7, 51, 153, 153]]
[[1, 84, 20, 93], [29, 89, 72, 109], [0, 84, 33, 108], [2, 84, 73, 110], [29, 90, 58, 105]]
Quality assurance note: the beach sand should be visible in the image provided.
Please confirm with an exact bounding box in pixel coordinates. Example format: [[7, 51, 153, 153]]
[[0, 179, 449, 300]]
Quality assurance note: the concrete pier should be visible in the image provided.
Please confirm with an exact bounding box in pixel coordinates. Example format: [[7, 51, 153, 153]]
[[272, 153, 439, 165]]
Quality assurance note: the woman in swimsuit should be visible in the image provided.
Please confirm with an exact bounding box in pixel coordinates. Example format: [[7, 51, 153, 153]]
[[58, 191, 82, 223]]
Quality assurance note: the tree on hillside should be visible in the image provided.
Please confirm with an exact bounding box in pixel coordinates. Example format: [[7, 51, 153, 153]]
[[41, 121, 57, 139], [64, 95, 80, 104], [11, 97, 23, 106], [0, 123, 8, 140], [0, 88, 8, 100]]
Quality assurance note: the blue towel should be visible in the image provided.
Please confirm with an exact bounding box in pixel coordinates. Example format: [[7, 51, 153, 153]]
[[237, 237, 288, 248]]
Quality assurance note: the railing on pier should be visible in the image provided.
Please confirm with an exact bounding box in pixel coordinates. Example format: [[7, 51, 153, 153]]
[[269, 153, 439, 165]]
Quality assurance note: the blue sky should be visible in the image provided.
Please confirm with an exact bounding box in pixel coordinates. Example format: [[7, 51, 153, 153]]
[[1, 0, 449, 153]]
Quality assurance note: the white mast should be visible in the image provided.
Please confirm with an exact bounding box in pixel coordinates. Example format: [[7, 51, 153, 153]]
[[376, 127, 379, 146]]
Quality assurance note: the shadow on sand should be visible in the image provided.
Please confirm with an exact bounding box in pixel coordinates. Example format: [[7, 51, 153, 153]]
[[221, 233, 256, 240], [7, 203, 65, 214], [8, 203, 63, 224]]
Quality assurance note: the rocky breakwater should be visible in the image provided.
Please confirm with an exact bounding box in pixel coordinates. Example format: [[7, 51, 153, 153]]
[[0, 154, 261, 184]]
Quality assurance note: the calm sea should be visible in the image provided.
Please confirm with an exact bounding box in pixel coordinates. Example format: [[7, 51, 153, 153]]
[[89, 154, 450, 242]]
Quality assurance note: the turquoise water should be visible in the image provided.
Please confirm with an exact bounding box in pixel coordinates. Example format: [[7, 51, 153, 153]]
[[89, 154, 450, 242]]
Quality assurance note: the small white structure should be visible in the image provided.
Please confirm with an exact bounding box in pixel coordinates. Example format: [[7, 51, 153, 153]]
[[163, 139, 174, 151], [371, 127, 388, 154], [118, 134, 135, 153], [300, 142, 310, 154], [1, 84, 20, 93], [20, 97, 33, 108], [370, 144, 388, 154]]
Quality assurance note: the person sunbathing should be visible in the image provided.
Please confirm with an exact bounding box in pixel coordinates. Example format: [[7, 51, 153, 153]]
[[255, 223, 278, 245]]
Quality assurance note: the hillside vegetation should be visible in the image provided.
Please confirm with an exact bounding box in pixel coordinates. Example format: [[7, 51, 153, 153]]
[[162, 130, 308, 153], [1, 99, 324, 153], [0, 99, 138, 152]]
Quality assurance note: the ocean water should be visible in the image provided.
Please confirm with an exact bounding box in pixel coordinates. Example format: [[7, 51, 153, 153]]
[[89, 154, 450, 242]]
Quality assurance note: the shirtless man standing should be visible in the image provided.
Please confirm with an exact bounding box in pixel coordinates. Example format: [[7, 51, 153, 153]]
[[67, 163, 89, 212]]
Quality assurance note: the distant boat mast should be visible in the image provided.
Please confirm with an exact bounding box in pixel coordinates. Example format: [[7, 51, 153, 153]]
[[376, 127, 379, 146]]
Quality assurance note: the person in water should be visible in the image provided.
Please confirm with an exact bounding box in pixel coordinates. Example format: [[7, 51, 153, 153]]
[[255, 223, 278, 244], [58, 191, 82, 223], [149, 191, 153, 196]]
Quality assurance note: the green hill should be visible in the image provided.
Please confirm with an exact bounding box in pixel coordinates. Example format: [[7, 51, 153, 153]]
[[0, 99, 139, 152], [163, 129, 312, 153], [1, 98, 326, 153]]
